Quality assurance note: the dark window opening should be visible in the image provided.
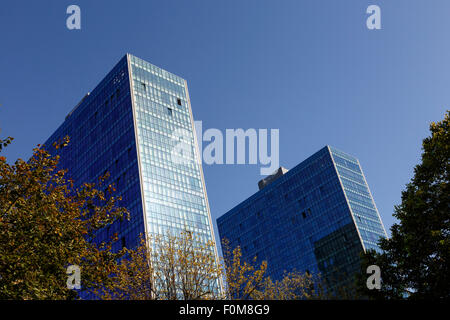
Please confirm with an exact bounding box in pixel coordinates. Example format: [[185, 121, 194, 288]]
[[302, 211, 307, 219], [167, 107, 173, 116], [141, 82, 146, 92], [121, 237, 126, 248], [177, 98, 182, 106], [116, 88, 120, 98]]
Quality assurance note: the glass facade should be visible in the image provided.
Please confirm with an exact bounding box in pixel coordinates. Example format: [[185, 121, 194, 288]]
[[44, 54, 220, 288], [217, 146, 387, 288], [329, 147, 387, 252], [129, 55, 216, 245], [45, 55, 144, 253]]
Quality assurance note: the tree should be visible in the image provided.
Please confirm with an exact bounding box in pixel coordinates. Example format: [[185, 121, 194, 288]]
[[221, 239, 268, 300], [97, 231, 222, 300], [99, 233, 325, 300], [93, 236, 154, 300], [0, 137, 129, 299], [152, 231, 222, 300], [250, 271, 320, 300], [357, 110, 450, 299]]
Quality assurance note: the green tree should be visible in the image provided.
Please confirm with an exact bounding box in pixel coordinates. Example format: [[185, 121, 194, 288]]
[[0, 137, 129, 299], [357, 110, 450, 299]]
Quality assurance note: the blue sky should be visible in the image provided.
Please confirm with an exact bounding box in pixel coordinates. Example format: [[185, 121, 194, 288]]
[[0, 1, 448, 242]]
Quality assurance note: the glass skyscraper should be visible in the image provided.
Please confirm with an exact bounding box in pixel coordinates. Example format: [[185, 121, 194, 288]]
[[44, 54, 219, 272], [217, 146, 387, 289]]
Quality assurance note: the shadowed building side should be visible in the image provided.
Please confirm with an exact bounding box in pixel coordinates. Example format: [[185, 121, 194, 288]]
[[217, 146, 387, 291]]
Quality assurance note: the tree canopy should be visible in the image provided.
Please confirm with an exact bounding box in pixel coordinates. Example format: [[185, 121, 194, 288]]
[[0, 137, 128, 299], [357, 110, 449, 299]]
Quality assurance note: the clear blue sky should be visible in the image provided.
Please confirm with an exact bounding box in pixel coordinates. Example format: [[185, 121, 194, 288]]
[[0, 1, 448, 241]]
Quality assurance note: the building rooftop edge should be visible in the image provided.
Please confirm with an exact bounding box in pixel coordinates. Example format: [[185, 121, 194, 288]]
[[217, 145, 355, 223]]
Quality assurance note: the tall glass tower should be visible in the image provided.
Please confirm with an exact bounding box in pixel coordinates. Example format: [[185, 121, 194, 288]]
[[217, 146, 387, 290], [44, 54, 219, 269]]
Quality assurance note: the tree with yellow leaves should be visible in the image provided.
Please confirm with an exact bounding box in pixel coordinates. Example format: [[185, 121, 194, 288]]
[[102, 233, 335, 300], [0, 136, 129, 299], [96, 231, 222, 300]]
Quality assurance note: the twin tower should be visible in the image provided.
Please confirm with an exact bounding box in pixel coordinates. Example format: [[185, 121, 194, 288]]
[[45, 54, 387, 289]]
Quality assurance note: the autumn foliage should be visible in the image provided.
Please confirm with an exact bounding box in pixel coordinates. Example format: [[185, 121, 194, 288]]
[[0, 137, 128, 299]]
